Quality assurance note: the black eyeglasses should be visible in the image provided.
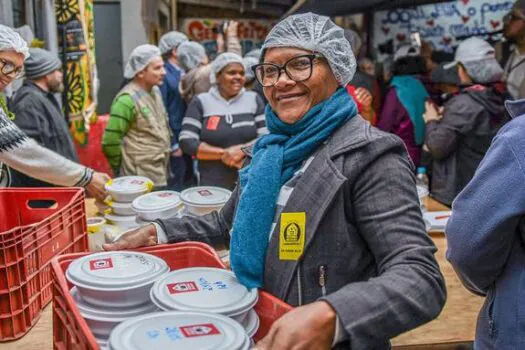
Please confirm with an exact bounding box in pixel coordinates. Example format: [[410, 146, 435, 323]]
[[252, 54, 324, 87], [0, 58, 24, 79]]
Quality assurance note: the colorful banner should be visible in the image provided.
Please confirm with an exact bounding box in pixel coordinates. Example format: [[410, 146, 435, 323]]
[[373, 0, 513, 54], [55, 0, 98, 146], [181, 19, 276, 57]]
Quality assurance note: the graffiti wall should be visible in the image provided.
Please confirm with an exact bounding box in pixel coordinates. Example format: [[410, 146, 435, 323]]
[[56, 0, 98, 146], [181, 19, 276, 57], [373, 0, 513, 54]]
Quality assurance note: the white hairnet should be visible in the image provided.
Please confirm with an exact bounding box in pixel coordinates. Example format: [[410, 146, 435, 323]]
[[158, 31, 188, 54], [124, 44, 162, 79], [0, 24, 30, 59], [177, 41, 207, 72], [210, 52, 244, 85], [243, 57, 258, 81], [262, 13, 356, 86], [445, 37, 503, 84], [244, 49, 262, 60], [343, 29, 362, 56]]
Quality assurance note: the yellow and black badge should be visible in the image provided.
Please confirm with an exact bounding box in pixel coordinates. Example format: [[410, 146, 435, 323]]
[[279, 212, 306, 261]]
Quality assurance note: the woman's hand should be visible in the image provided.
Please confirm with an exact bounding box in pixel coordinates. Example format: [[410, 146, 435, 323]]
[[86, 172, 111, 201], [103, 224, 158, 251], [254, 301, 337, 350], [355, 87, 373, 111], [424, 101, 444, 123], [221, 145, 246, 169]]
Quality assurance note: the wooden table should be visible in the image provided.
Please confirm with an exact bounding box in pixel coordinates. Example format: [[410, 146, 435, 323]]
[[2, 198, 484, 350]]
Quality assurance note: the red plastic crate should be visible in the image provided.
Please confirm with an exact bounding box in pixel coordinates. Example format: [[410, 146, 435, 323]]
[[52, 242, 293, 350], [0, 188, 88, 341]]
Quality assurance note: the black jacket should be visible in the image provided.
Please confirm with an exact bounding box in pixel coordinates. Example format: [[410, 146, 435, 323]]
[[425, 84, 508, 206], [9, 81, 79, 187]]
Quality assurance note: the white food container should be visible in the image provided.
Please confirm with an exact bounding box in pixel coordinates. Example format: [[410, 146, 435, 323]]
[[108, 311, 250, 350], [87, 217, 107, 252], [180, 187, 231, 216], [66, 251, 169, 308], [132, 191, 183, 221], [70, 287, 158, 338], [150, 267, 258, 325], [105, 213, 139, 230], [105, 176, 153, 203], [244, 309, 260, 339], [106, 200, 135, 216]]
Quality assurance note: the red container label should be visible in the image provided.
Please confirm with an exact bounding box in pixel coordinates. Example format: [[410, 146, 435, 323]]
[[89, 258, 114, 270], [167, 281, 199, 294], [180, 323, 221, 338], [197, 190, 213, 197]]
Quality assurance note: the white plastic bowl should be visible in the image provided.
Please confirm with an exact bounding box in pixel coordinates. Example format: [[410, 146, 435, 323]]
[[180, 187, 231, 216], [132, 191, 183, 221], [107, 201, 134, 216], [104, 213, 139, 230], [105, 176, 153, 203], [66, 251, 169, 308]]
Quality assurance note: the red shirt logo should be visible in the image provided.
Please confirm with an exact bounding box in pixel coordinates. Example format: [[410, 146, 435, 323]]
[[180, 323, 221, 338], [167, 281, 199, 294], [89, 258, 113, 270]]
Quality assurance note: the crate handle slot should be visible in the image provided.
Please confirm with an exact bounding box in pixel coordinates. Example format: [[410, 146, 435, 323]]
[[26, 199, 59, 210]]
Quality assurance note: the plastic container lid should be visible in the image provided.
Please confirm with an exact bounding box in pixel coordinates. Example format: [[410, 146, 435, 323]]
[[66, 251, 169, 290], [108, 201, 133, 210], [244, 309, 260, 338], [180, 187, 231, 207], [104, 213, 137, 224], [70, 287, 158, 322], [87, 217, 106, 234], [105, 176, 153, 195], [150, 267, 258, 317], [108, 311, 250, 350], [132, 191, 182, 213]]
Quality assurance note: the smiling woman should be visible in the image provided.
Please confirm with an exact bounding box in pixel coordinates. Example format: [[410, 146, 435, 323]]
[[178, 52, 267, 190], [105, 13, 446, 350]]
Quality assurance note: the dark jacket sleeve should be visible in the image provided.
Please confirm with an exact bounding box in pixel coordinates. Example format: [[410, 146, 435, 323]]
[[179, 97, 204, 156], [156, 184, 239, 246], [321, 133, 446, 348], [425, 94, 483, 160], [377, 88, 401, 133], [446, 124, 525, 294], [11, 100, 47, 145]]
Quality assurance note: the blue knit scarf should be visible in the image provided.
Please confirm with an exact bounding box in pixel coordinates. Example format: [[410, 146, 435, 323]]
[[230, 88, 358, 289]]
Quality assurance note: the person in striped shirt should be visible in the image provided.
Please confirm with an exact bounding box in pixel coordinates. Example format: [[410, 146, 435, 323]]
[[179, 53, 266, 190]]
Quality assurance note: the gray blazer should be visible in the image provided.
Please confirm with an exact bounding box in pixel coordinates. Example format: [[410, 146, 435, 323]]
[[158, 116, 446, 349]]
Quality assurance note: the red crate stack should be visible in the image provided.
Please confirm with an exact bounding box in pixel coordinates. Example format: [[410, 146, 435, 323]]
[[0, 188, 87, 341]]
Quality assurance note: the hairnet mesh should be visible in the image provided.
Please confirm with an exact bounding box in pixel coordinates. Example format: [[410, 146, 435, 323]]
[[243, 57, 259, 81], [343, 29, 362, 56], [454, 37, 503, 84], [0, 24, 30, 59], [261, 13, 356, 86], [244, 49, 262, 60], [158, 31, 188, 54], [177, 41, 207, 72], [124, 44, 162, 79], [463, 59, 504, 84], [209, 52, 244, 85]]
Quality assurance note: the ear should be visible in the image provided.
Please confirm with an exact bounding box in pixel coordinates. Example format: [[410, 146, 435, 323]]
[[457, 63, 472, 84], [171, 48, 177, 58]]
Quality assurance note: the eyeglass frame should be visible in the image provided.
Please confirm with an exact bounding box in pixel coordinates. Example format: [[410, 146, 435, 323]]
[[0, 58, 24, 79], [252, 53, 325, 87]]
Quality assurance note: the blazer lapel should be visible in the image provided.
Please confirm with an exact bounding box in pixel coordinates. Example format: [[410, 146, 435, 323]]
[[264, 145, 346, 300]]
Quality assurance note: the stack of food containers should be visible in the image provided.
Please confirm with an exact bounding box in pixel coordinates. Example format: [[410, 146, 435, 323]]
[[132, 190, 184, 226], [180, 186, 232, 216], [104, 176, 153, 230], [66, 251, 169, 349], [149, 267, 260, 343]]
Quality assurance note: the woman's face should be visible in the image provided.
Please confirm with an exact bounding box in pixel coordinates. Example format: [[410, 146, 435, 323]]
[[263, 47, 339, 124], [0, 50, 25, 92], [217, 63, 245, 99]]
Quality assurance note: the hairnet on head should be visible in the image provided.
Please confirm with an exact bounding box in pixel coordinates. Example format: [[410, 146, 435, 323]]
[[261, 13, 356, 86], [124, 44, 162, 79], [210, 52, 244, 85], [447, 37, 503, 84], [158, 31, 188, 54], [244, 49, 262, 60], [177, 41, 207, 72], [243, 57, 258, 81], [0, 24, 30, 59], [343, 29, 362, 56]]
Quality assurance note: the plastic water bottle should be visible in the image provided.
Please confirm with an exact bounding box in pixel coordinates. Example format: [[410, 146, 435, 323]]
[[416, 167, 429, 212]]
